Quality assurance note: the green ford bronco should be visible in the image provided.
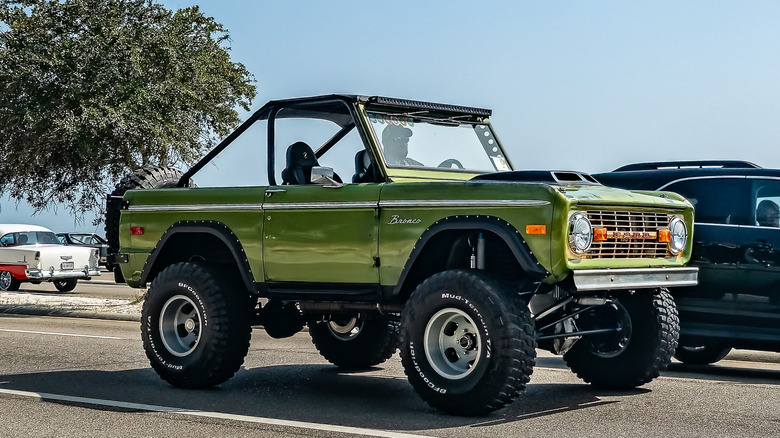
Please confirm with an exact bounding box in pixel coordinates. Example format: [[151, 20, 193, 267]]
[[106, 95, 697, 415]]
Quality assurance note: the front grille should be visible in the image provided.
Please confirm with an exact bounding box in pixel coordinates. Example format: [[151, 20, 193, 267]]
[[586, 210, 672, 259]]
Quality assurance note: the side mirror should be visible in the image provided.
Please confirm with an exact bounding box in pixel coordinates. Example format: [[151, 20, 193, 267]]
[[310, 166, 343, 188]]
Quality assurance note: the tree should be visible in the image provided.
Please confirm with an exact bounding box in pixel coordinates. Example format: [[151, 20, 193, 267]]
[[0, 0, 256, 218]]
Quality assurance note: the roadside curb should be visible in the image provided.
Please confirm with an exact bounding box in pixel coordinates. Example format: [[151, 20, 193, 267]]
[[0, 291, 142, 322], [0, 305, 140, 322]]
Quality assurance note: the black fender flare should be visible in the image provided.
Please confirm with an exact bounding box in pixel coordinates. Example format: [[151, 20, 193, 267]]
[[141, 220, 257, 294], [393, 215, 550, 296]]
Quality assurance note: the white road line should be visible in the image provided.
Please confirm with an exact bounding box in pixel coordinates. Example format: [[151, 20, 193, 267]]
[[0, 328, 129, 340], [0, 388, 435, 438]]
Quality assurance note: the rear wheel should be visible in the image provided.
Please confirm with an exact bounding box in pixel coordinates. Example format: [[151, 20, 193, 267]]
[[400, 270, 536, 416], [0, 271, 21, 291], [141, 262, 252, 388], [563, 289, 679, 388], [674, 342, 732, 365], [53, 278, 78, 292], [308, 314, 399, 369]]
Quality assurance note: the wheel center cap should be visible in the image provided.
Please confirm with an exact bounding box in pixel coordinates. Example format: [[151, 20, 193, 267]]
[[185, 319, 196, 332], [458, 333, 476, 350]]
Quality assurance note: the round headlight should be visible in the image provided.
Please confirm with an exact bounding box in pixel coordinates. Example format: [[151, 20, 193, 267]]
[[569, 213, 593, 254], [668, 217, 687, 255]]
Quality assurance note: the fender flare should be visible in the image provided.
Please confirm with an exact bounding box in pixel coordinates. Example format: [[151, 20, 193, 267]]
[[141, 221, 256, 293], [393, 215, 550, 296]]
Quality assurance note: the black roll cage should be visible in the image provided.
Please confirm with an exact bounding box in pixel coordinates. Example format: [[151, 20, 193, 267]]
[[177, 94, 495, 187]]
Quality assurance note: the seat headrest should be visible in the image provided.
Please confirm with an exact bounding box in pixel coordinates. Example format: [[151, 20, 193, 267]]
[[286, 142, 318, 168]]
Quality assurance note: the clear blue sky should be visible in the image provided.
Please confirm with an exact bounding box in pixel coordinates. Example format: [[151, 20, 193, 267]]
[[3, 0, 780, 232]]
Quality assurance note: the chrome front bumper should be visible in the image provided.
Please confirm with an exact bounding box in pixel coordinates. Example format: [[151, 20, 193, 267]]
[[572, 267, 698, 292], [25, 268, 102, 281]]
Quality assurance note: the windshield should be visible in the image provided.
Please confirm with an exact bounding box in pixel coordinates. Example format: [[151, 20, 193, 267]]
[[366, 111, 512, 173], [0, 231, 60, 246]]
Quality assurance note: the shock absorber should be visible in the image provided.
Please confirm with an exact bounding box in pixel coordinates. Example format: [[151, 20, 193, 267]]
[[469, 232, 486, 269]]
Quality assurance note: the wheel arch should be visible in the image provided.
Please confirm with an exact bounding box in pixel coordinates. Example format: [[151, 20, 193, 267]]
[[392, 215, 550, 300], [141, 221, 256, 294]]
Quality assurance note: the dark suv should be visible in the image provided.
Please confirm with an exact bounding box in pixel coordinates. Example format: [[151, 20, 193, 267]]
[[595, 161, 780, 364]]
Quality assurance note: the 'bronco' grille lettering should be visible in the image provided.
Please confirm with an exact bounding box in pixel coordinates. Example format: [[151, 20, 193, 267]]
[[587, 210, 672, 259]]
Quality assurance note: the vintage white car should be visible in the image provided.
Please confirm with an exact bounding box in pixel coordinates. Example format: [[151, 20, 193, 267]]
[[0, 224, 101, 292]]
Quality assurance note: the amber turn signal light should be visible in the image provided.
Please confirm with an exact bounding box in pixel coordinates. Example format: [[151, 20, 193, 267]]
[[593, 228, 608, 242], [657, 229, 671, 243], [526, 225, 547, 235]]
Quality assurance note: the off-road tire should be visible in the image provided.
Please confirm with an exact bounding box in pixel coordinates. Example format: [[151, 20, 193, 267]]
[[400, 269, 536, 416], [0, 271, 21, 291], [53, 278, 78, 292], [309, 314, 399, 369], [141, 262, 252, 388], [105, 167, 187, 255], [674, 342, 732, 365], [563, 288, 679, 388]]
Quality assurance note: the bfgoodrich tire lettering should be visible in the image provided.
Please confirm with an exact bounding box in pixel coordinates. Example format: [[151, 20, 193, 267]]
[[141, 262, 251, 388], [563, 288, 679, 388], [400, 270, 536, 416]]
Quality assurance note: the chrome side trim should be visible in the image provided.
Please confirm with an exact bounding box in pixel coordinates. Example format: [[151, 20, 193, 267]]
[[127, 199, 549, 212], [264, 201, 378, 210], [572, 267, 698, 292], [379, 200, 550, 208], [128, 204, 264, 212]]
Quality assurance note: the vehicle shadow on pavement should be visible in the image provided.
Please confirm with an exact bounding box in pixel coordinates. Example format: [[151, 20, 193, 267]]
[[0, 364, 654, 431], [666, 363, 780, 384]]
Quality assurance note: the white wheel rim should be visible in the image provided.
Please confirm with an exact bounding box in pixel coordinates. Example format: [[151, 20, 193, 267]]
[[423, 308, 482, 380], [159, 295, 202, 357]]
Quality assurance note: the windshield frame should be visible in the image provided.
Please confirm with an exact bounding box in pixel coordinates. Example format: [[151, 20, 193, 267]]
[[360, 104, 514, 180]]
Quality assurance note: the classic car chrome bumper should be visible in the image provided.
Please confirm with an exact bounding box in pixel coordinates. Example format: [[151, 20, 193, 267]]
[[25, 268, 101, 280], [572, 267, 698, 292]]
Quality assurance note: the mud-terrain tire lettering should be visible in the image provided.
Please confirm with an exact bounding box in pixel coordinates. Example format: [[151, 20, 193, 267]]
[[399, 269, 536, 415]]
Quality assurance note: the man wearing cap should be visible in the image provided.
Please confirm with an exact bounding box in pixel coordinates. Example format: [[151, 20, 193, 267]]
[[382, 124, 424, 166]]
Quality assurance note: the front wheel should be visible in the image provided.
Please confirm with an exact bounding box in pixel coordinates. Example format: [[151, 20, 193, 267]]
[[53, 278, 78, 292], [0, 271, 21, 291], [400, 270, 536, 416], [308, 314, 399, 369], [141, 262, 252, 388], [563, 288, 679, 388], [674, 342, 732, 365]]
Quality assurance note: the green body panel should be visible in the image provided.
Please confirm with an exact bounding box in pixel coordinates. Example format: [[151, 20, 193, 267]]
[[119, 187, 265, 288], [376, 182, 557, 286], [262, 184, 381, 284]]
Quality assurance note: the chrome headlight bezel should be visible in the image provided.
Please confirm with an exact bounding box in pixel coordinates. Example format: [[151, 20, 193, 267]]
[[568, 213, 593, 254], [668, 216, 687, 255]]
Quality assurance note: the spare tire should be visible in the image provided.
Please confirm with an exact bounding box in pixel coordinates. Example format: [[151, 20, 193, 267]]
[[105, 167, 191, 277]]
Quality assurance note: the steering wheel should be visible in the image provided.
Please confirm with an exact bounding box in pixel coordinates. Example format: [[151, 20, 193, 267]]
[[438, 159, 464, 169]]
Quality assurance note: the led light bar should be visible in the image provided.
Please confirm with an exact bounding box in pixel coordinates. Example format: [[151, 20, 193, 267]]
[[370, 96, 492, 117]]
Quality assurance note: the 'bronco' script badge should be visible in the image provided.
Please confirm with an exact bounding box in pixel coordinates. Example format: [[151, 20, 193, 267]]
[[388, 215, 422, 225]]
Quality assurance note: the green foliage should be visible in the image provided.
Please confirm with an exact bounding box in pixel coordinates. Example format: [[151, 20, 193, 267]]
[[0, 0, 256, 217]]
